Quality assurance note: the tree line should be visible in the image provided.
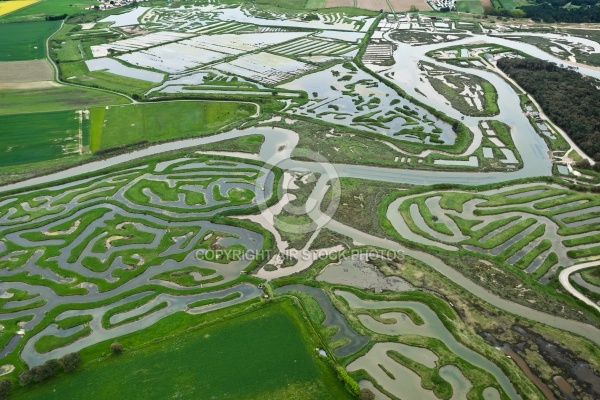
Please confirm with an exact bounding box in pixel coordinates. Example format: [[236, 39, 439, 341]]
[[497, 57, 600, 161], [519, 2, 600, 23], [483, 0, 600, 23]]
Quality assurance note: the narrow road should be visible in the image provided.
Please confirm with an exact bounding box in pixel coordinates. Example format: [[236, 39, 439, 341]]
[[559, 261, 600, 313]]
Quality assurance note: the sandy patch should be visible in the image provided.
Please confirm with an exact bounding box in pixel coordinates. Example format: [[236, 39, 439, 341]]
[[357, 0, 391, 11], [0, 60, 53, 83], [325, 0, 354, 7], [389, 0, 429, 11], [105, 235, 127, 249], [44, 220, 81, 236], [0, 365, 15, 376], [0, 81, 58, 89]]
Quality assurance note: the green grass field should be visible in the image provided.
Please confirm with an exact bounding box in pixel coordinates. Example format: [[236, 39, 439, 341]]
[[455, 0, 484, 14], [256, 0, 308, 9], [0, 21, 60, 61], [90, 101, 256, 152], [0, 110, 85, 167], [493, 0, 523, 10], [17, 301, 352, 400], [0, 86, 130, 115]]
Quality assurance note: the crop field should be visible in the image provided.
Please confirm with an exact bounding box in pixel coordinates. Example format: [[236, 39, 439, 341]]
[[491, 0, 523, 10], [0, 110, 84, 167], [89, 101, 256, 152], [18, 300, 351, 399], [0, 0, 39, 17], [455, 0, 485, 13], [0, 21, 60, 61], [0, 60, 53, 83], [0, 85, 129, 115], [385, 183, 600, 283], [0, 0, 88, 21]]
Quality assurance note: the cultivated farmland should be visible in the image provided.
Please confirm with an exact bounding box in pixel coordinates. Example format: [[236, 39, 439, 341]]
[[0, 0, 39, 17], [0, 21, 61, 61], [0, 86, 130, 115], [0, 60, 53, 83], [0, 110, 84, 167]]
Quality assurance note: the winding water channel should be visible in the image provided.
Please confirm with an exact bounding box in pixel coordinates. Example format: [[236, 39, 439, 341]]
[[1, 127, 598, 347], [1, 23, 599, 398]]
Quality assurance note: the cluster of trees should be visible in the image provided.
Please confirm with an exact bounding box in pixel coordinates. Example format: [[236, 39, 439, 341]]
[[0, 379, 12, 400], [497, 58, 600, 161], [7, 344, 121, 397], [19, 353, 81, 387], [483, 6, 526, 19], [520, 2, 600, 23], [484, 0, 600, 22]]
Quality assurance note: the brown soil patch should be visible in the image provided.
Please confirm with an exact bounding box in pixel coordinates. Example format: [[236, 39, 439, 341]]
[[0, 60, 53, 83], [325, 0, 353, 7], [480, 0, 492, 8], [0, 81, 58, 89], [389, 0, 430, 11], [356, 0, 391, 11], [326, 0, 428, 10]]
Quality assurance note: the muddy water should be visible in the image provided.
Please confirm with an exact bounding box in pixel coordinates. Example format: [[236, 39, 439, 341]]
[[358, 380, 391, 400], [316, 255, 415, 292], [514, 325, 600, 398], [439, 364, 472, 400], [552, 375, 575, 400], [347, 342, 440, 400], [501, 344, 556, 400], [337, 290, 520, 399], [483, 386, 501, 400]]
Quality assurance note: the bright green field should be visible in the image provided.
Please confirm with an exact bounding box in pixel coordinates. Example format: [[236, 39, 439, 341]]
[[0, 86, 130, 115], [0, 110, 84, 167], [17, 301, 352, 400], [0, 21, 60, 60], [455, 0, 484, 13], [90, 101, 256, 152]]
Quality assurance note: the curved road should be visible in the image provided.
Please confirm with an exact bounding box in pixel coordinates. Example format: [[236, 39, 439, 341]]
[[559, 261, 600, 313]]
